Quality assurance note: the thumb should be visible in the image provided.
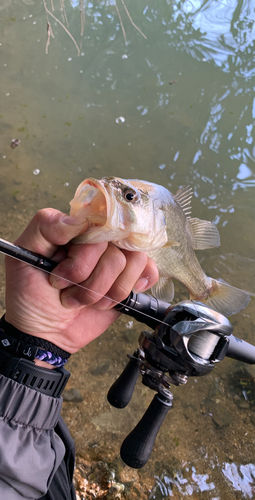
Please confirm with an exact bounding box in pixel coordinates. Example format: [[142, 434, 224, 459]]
[[15, 208, 88, 258]]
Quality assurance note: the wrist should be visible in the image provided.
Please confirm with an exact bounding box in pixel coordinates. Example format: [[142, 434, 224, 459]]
[[34, 359, 56, 369], [0, 314, 71, 368]]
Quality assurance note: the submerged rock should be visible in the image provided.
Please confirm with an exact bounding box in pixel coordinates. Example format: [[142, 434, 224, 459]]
[[211, 405, 232, 428], [90, 362, 110, 376], [63, 388, 84, 403]]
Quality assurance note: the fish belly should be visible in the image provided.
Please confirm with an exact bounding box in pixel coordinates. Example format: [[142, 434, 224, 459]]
[[147, 246, 210, 300]]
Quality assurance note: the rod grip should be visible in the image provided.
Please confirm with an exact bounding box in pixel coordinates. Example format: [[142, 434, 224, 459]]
[[120, 392, 172, 469], [107, 353, 140, 408]]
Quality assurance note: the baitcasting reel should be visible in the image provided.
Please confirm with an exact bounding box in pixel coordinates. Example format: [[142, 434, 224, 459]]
[[108, 292, 255, 469]]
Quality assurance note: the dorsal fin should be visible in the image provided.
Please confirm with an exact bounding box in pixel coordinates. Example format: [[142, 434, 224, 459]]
[[174, 186, 193, 217], [188, 217, 221, 250]]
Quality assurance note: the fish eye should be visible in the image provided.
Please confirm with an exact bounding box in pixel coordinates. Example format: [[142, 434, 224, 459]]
[[123, 189, 137, 202]]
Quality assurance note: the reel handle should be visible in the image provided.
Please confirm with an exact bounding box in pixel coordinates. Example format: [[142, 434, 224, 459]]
[[107, 351, 140, 408], [120, 391, 173, 469]]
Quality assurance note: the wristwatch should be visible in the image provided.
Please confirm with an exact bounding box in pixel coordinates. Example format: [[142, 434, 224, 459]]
[[0, 349, 70, 398]]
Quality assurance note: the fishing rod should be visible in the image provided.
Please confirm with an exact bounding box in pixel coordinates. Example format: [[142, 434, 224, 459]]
[[0, 237, 58, 273], [0, 237, 254, 469], [0, 236, 253, 358]]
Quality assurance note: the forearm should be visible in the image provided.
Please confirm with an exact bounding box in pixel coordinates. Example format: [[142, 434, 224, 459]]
[[0, 373, 65, 499]]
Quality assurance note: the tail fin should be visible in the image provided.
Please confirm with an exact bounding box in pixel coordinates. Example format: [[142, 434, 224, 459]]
[[195, 279, 250, 317]]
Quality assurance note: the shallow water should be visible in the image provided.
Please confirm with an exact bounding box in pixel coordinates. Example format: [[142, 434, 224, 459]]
[[0, 1, 254, 498]]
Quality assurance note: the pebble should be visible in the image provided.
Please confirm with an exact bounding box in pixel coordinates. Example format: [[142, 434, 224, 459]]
[[90, 362, 110, 376], [63, 388, 84, 402], [13, 193, 25, 202], [238, 400, 250, 410], [211, 405, 232, 428]]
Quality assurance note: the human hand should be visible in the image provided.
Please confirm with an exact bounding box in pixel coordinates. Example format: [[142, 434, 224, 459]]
[[5, 209, 159, 354]]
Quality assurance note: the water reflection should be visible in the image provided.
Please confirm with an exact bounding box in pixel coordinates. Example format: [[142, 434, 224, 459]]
[[168, 0, 255, 75], [149, 462, 255, 499], [222, 463, 255, 499], [150, 466, 215, 498]]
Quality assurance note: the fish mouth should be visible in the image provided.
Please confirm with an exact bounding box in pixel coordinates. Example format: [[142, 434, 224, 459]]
[[69, 178, 109, 233]]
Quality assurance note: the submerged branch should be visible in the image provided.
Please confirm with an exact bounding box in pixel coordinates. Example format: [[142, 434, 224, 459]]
[[43, 0, 80, 56], [59, 0, 69, 27], [43, 0, 146, 55], [115, 0, 127, 46], [120, 0, 147, 40], [80, 0, 85, 38], [46, 21, 54, 54]]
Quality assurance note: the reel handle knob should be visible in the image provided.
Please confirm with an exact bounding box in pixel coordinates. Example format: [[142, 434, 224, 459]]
[[120, 391, 173, 469], [107, 351, 140, 408]]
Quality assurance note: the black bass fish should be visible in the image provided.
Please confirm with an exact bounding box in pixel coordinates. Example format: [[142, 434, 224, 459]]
[[69, 176, 250, 317]]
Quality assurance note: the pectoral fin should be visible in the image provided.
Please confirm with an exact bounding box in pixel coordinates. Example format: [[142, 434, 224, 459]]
[[188, 218, 220, 250], [150, 277, 175, 302], [162, 239, 180, 248]]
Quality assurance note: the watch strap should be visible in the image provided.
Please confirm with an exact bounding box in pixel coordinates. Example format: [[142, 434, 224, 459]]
[[0, 349, 70, 398], [0, 315, 71, 359], [0, 329, 68, 367]]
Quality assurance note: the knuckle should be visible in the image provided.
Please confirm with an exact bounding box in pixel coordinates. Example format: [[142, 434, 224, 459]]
[[72, 287, 100, 305], [108, 248, 127, 274], [36, 208, 60, 225], [83, 288, 101, 304], [135, 252, 148, 269], [66, 259, 91, 283], [124, 250, 147, 271], [109, 280, 133, 304], [146, 258, 159, 283], [113, 283, 131, 302]]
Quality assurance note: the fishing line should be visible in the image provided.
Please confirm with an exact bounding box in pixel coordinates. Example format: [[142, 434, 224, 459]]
[[0, 247, 205, 334], [0, 238, 232, 350], [6, 253, 174, 327]]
